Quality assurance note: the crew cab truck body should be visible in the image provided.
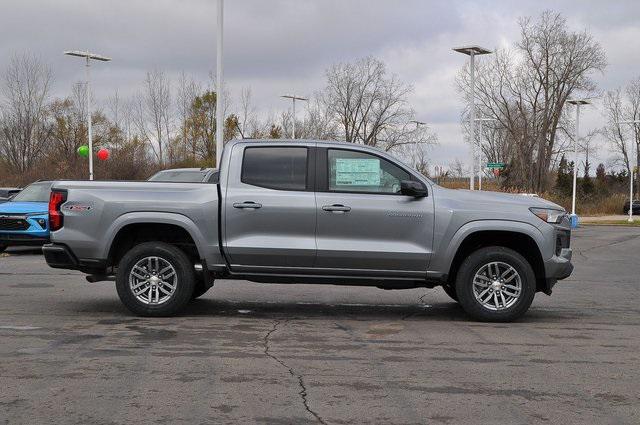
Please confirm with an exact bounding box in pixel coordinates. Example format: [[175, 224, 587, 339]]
[[43, 139, 573, 321]]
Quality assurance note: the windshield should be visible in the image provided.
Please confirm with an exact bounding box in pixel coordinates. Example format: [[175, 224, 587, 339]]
[[148, 170, 208, 182], [11, 182, 52, 202]]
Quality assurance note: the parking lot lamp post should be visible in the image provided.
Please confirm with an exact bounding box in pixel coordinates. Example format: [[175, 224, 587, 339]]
[[453, 45, 493, 190], [64, 51, 111, 181], [216, 0, 224, 167], [280, 95, 307, 139], [567, 99, 590, 227], [474, 117, 497, 190], [616, 120, 640, 223]]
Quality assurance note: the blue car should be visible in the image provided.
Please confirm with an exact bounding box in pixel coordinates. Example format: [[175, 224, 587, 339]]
[[0, 181, 52, 253]]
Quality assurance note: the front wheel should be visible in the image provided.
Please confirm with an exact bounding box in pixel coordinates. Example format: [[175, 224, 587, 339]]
[[455, 246, 536, 322], [116, 242, 195, 316]]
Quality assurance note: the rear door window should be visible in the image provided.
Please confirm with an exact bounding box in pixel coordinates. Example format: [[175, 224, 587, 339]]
[[241, 147, 308, 191]]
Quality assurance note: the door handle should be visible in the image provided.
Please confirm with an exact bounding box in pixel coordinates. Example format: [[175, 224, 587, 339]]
[[233, 201, 262, 209], [322, 204, 351, 212]]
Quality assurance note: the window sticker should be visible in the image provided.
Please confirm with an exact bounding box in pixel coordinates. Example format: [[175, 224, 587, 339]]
[[335, 158, 380, 186]]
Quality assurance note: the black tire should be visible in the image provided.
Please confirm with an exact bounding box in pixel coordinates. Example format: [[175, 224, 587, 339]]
[[0, 244, 7, 254], [442, 284, 458, 302], [455, 246, 536, 322], [191, 279, 212, 300], [116, 242, 195, 316]]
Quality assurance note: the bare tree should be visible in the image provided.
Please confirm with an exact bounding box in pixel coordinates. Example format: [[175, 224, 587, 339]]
[[0, 53, 53, 173], [457, 11, 606, 191], [603, 78, 640, 181], [322, 56, 414, 149], [300, 95, 338, 140], [139, 70, 172, 165], [176, 72, 200, 160]]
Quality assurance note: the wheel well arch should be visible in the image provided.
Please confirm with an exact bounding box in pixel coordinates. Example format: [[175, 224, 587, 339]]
[[447, 230, 546, 292], [108, 222, 200, 267]]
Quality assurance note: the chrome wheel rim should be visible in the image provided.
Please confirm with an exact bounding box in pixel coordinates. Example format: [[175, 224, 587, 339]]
[[472, 261, 522, 311], [129, 256, 177, 305]]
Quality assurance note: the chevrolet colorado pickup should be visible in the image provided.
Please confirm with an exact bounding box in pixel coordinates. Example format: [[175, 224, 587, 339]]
[[43, 139, 573, 321]]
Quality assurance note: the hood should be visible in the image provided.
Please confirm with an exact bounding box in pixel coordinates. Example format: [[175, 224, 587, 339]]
[[0, 201, 49, 215], [444, 188, 564, 210]]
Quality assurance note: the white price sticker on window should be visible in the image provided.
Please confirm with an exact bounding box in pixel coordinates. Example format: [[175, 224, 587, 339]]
[[335, 158, 380, 186]]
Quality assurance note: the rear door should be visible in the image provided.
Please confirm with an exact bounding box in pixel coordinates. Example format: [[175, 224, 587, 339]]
[[314, 147, 434, 274], [223, 143, 317, 269]]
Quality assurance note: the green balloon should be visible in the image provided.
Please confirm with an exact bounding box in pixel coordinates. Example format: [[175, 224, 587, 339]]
[[77, 145, 89, 158]]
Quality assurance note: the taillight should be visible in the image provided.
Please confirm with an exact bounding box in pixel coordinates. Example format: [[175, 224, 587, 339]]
[[49, 190, 67, 231]]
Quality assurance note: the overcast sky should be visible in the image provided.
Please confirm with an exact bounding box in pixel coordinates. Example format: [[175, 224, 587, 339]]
[[2, 0, 640, 169]]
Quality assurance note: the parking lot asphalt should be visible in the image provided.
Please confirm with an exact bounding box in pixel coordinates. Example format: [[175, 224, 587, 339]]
[[1, 226, 639, 425]]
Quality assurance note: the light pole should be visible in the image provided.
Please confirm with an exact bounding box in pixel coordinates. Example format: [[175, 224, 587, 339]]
[[567, 99, 590, 226], [216, 0, 224, 167], [280, 95, 307, 139], [616, 120, 640, 223], [474, 117, 497, 190], [453, 45, 492, 190], [64, 50, 111, 181]]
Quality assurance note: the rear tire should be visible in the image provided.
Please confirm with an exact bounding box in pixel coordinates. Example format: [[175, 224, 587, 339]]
[[442, 284, 458, 302], [0, 244, 7, 253], [455, 246, 536, 322], [116, 242, 195, 316]]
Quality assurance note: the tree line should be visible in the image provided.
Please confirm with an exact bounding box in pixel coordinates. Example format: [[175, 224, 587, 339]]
[[0, 54, 437, 186]]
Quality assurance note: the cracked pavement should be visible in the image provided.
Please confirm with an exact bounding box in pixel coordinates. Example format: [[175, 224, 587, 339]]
[[1, 226, 639, 424]]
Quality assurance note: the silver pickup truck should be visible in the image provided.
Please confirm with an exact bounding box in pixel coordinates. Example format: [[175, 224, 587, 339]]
[[43, 139, 573, 321]]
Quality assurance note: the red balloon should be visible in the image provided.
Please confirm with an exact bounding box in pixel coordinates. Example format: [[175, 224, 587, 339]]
[[97, 148, 110, 161]]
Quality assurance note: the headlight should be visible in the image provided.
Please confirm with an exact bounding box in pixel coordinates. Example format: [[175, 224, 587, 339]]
[[529, 207, 566, 224]]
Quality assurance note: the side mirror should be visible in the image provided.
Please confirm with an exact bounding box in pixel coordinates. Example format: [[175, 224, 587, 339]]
[[400, 180, 427, 197]]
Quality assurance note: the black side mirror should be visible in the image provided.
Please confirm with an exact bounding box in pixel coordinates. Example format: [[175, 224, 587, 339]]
[[400, 180, 428, 197]]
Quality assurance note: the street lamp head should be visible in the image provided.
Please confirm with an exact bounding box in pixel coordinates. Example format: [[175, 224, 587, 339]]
[[452, 45, 492, 56], [567, 99, 590, 106], [409, 120, 427, 126], [280, 95, 308, 101], [64, 50, 112, 62]]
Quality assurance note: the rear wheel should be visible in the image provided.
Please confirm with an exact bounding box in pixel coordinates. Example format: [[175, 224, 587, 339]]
[[455, 246, 535, 322], [0, 244, 6, 253], [116, 242, 195, 316]]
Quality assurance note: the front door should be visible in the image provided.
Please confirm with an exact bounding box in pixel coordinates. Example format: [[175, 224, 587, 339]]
[[224, 144, 317, 269], [314, 147, 433, 274]]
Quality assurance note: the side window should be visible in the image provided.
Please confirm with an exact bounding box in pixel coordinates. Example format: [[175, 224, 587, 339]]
[[327, 149, 410, 194], [242, 147, 308, 191]]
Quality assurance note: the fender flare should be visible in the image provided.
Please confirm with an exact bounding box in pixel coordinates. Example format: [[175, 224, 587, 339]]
[[101, 212, 208, 260], [435, 220, 546, 276]]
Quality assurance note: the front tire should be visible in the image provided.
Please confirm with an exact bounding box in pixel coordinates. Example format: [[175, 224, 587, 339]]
[[116, 242, 195, 316], [455, 246, 535, 322]]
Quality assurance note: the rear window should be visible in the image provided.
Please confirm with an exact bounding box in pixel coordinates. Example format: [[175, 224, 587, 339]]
[[241, 147, 307, 191]]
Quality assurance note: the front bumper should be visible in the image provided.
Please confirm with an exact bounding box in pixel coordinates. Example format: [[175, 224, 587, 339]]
[[542, 247, 573, 294], [0, 233, 49, 246]]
